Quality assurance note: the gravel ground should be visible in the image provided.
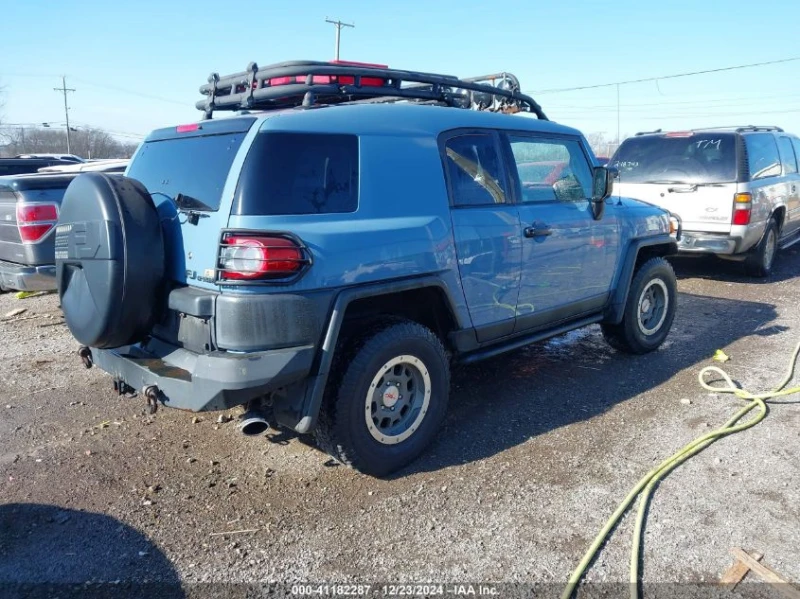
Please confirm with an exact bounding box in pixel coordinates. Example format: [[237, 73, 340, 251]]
[[1, 249, 799, 598]]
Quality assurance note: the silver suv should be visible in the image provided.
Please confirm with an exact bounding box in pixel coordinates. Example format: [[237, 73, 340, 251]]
[[610, 126, 800, 276]]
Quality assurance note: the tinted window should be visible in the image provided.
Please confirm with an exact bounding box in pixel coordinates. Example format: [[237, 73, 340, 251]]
[[444, 134, 507, 206], [234, 132, 358, 215], [0, 161, 52, 176], [610, 133, 737, 183], [744, 133, 781, 180], [508, 136, 592, 202], [127, 132, 247, 212], [778, 137, 798, 175]]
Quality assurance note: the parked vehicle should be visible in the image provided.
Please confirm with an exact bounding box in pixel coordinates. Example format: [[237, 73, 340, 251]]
[[0, 173, 78, 292], [15, 153, 84, 163], [55, 61, 677, 476], [610, 126, 800, 276], [0, 158, 77, 177], [37, 159, 129, 173]]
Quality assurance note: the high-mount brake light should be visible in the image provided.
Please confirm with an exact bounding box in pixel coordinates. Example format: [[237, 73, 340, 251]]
[[218, 235, 306, 281], [665, 131, 693, 138], [17, 203, 59, 243], [176, 123, 201, 133]]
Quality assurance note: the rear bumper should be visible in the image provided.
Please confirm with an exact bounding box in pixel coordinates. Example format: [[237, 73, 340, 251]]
[[677, 233, 738, 255], [0, 260, 56, 291], [89, 337, 316, 412], [676, 222, 765, 257]]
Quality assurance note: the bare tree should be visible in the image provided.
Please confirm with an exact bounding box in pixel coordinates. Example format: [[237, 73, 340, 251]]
[[0, 125, 139, 158]]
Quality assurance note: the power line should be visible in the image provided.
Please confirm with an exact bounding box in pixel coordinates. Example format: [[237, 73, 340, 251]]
[[71, 77, 187, 106], [528, 56, 800, 95], [553, 91, 800, 112], [3, 73, 187, 106], [53, 76, 76, 154]]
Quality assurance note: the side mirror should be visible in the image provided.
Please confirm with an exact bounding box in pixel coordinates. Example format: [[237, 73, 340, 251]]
[[591, 166, 614, 220]]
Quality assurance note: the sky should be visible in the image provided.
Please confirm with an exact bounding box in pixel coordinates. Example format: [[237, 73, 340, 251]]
[[2, 0, 800, 151]]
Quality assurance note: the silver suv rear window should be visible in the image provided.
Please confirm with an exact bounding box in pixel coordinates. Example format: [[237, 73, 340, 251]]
[[610, 133, 737, 184]]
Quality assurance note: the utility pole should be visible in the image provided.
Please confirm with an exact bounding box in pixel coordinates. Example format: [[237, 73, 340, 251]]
[[53, 76, 76, 154], [325, 17, 354, 61], [616, 83, 620, 146]]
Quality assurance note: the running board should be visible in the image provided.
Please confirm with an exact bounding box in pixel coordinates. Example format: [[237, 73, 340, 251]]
[[458, 314, 604, 365], [779, 230, 800, 250]]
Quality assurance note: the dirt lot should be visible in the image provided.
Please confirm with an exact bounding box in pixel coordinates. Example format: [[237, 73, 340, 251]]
[[1, 250, 799, 598]]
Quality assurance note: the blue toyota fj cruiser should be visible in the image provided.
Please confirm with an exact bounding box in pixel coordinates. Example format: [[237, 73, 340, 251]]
[[55, 61, 678, 476]]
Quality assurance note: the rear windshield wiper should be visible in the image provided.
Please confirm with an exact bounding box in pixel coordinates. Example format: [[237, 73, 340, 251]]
[[641, 180, 691, 185], [174, 193, 212, 225], [175, 193, 214, 212]]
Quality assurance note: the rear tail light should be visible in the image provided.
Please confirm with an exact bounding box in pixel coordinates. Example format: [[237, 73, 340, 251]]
[[218, 234, 308, 281], [732, 192, 752, 225], [17, 203, 59, 243]]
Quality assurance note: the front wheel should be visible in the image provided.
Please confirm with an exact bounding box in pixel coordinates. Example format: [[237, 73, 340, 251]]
[[315, 320, 450, 477], [602, 257, 677, 354], [745, 219, 778, 277]]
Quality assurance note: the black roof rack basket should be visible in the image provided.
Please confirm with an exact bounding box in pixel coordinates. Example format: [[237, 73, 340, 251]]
[[196, 60, 547, 120]]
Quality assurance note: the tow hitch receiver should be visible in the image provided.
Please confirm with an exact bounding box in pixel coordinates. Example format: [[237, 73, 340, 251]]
[[113, 379, 136, 397]]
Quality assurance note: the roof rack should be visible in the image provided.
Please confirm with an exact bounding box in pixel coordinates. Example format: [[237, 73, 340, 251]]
[[196, 60, 548, 120], [687, 125, 785, 133]]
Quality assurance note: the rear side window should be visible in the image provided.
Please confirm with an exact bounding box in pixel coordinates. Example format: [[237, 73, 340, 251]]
[[744, 133, 781, 180], [443, 134, 508, 206], [793, 139, 800, 172], [234, 132, 358, 215], [610, 133, 737, 184], [778, 137, 798, 175], [128, 132, 247, 211]]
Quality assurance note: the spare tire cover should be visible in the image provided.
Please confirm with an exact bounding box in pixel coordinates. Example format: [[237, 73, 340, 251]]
[[55, 173, 165, 349]]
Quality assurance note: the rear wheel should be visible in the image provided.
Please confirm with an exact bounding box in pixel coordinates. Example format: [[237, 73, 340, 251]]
[[315, 320, 450, 477], [745, 219, 778, 278], [602, 257, 677, 354]]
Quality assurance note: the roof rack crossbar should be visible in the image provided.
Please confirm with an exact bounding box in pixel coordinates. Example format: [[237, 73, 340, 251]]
[[196, 61, 547, 120], [683, 125, 785, 133]]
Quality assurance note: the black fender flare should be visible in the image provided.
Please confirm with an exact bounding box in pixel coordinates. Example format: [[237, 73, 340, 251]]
[[286, 275, 465, 434], [605, 234, 677, 325]]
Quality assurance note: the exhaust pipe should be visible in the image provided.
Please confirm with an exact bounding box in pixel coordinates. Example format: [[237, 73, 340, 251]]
[[239, 409, 270, 436]]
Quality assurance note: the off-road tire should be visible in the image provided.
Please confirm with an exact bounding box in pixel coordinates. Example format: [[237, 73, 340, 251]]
[[602, 257, 677, 354], [745, 219, 778, 278], [315, 319, 450, 477]]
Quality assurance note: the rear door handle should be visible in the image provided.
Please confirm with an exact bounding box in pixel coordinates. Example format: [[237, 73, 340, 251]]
[[524, 225, 552, 238]]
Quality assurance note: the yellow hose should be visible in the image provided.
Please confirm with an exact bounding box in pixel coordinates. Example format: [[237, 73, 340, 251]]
[[562, 341, 800, 599]]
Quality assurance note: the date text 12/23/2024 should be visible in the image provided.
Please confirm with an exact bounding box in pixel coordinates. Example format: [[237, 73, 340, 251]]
[[291, 584, 501, 596]]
